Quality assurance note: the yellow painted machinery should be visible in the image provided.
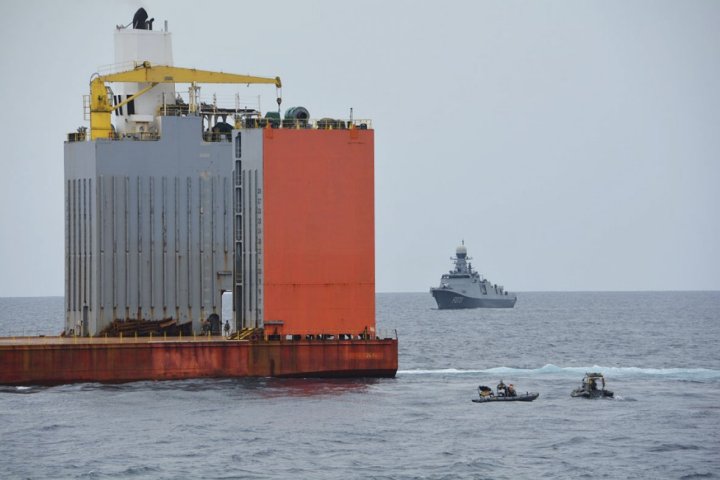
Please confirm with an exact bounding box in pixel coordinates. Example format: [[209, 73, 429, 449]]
[[89, 61, 282, 140]]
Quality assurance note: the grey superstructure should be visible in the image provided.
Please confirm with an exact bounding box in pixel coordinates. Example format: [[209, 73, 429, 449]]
[[430, 243, 517, 309], [64, 117, 235, 336]]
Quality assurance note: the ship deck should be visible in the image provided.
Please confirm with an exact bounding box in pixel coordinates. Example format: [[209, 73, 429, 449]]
[[0, 335, 397, 346], [0, 335, 242, 346]]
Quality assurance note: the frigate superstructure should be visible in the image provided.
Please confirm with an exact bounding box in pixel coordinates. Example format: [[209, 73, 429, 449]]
[[430, 242, 517, 309]]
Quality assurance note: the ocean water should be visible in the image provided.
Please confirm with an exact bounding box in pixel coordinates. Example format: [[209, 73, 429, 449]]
[[0, 292, 718, 479]]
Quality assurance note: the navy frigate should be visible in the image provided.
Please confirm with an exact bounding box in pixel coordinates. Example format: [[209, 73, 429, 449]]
[[430, 243, 517, 309]]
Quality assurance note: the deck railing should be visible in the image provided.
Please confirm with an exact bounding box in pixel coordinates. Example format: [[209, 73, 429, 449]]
[[68, 117, 372, 143]]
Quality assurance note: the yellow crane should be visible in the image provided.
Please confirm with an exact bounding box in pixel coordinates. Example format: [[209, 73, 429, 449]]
[[89, 62, 282, 140]]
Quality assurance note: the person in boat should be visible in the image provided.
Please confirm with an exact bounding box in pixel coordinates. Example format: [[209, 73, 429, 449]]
[[478, 385, 494, 397], [497, 380, 507, 397], [507, 384, 517, 397], [589, 377, 597, 391]]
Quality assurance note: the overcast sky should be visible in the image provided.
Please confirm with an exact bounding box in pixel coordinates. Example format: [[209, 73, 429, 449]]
[[0, 0, 718, 296]]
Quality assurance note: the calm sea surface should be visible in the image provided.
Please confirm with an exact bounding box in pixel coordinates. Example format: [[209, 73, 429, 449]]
[[1, 292, 718, 479]]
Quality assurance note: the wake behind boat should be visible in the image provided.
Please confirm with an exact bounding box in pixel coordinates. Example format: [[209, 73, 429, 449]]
[[430, 242, 516, 309]]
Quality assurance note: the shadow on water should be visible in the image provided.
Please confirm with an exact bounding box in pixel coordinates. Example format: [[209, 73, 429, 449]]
[[240, 377, 383, 398], [1, 376, 386, 398]]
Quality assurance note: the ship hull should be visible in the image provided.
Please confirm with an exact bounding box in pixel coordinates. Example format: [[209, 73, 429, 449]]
[[0, 337, 398, 386], [430, 288, 517, 309]]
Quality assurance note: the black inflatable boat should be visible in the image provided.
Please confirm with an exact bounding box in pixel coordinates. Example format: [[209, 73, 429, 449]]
[[472, 385, 539, 403], [472, 392, 539, 403], [571, 372, 614, 398]]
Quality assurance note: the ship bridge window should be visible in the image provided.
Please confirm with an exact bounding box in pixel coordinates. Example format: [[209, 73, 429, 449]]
[[441, 274, 449, 279]]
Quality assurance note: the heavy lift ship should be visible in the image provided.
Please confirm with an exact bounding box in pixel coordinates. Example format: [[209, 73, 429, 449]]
[[0, 9, 398, 385]]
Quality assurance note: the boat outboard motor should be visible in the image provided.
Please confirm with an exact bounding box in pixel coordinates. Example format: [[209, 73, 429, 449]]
[[132, 8, 154, 30]]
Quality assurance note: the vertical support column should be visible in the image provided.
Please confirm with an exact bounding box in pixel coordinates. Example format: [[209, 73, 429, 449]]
[[210, 175, 216, 312], [136, 176, 143, 320], [198, 177, 204, 313], [71, 179, 77, 324], [88, 178, 93, 315], [162, 176, 168, 313], [149, 176, 155, 314], [81, 178, 86, 324], [98, 176, 104, 323], [65, 179, 70, 325], [186, 177, 192, 313], [174, 176, 180, 323], [255, 170, 263, 323], [233, 132, 243, 331], [123, 176, 129, 321], [111, 177, 117, 317]]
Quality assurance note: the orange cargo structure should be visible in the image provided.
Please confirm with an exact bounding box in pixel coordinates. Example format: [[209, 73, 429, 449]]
[[261, 129, 375, 338], [233, 126, 379, 342]]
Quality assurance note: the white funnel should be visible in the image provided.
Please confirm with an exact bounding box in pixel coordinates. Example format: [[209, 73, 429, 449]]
[[113, 24, 175, 135]]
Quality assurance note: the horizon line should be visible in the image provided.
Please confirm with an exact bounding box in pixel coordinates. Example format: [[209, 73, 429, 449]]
[[1, 289, 719, 299]]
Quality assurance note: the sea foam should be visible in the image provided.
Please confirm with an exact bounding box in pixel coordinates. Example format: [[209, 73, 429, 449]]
[[398, 364, 720, 380]]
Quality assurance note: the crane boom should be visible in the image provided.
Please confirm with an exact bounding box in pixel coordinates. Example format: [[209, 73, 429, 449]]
[[90, 62, 282, 139]]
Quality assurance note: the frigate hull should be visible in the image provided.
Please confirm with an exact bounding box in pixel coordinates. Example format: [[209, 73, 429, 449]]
[[431, 288, 517, 309]]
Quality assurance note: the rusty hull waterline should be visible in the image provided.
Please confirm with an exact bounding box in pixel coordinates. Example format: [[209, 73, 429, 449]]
[[0, 337, 398, 386]]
